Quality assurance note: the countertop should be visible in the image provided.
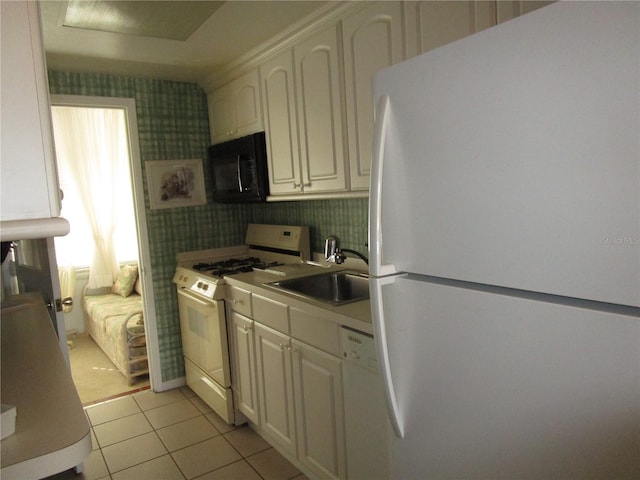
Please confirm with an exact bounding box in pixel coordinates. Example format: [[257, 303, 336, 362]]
[[1, 293, 91, 479], [223, 263, 374, 335]]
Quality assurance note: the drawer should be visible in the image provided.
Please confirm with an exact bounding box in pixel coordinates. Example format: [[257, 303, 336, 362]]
[[184, 357, 234, 424], [253, 294, 289, 333], [290, 307, 340, 357], [227, 285, 252, 316]]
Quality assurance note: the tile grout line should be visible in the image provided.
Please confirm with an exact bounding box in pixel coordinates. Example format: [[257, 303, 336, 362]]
[[85, 389, 300, 480]]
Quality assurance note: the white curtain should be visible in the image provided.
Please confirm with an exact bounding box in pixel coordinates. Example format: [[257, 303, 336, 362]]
[[51, 107, 129, 288]]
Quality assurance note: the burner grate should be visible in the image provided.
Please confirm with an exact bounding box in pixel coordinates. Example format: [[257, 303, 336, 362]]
[[192, 257, 283, 277]]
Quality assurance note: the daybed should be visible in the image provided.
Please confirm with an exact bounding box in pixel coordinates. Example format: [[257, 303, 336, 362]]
[[82, 264, 148, 385]]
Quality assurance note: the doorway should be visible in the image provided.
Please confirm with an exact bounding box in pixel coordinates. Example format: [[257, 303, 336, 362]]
[[49, 95, 160, 404]]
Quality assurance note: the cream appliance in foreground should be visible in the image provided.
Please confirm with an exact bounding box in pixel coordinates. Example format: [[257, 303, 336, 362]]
[[173, 224, 310, 424], [370, 2, 640, 479]]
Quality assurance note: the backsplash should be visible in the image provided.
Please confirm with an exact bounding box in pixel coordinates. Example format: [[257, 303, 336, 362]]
[[48, 71, 368, 384], [251, 198, 369, 257]]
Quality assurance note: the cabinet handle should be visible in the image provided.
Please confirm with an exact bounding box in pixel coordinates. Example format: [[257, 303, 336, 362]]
[[232, 298, 243, 305], [292, 182, 301, 189], [243, 323, 254, 333], [302, 182, 311, 187]]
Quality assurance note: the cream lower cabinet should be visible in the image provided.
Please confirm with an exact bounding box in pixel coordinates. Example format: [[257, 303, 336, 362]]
[[291, 338, 346, 480], [229, 311, 259, 424], [229, 291, 347, 480], [255, 322, 298, 455], [254, 322, 347, 480]]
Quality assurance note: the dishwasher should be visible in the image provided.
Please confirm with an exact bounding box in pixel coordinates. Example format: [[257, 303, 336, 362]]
[[340, 327, 390, 480]]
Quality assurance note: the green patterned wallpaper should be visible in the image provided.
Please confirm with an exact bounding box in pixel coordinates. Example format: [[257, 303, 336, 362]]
[[48, 71, 368, 383]]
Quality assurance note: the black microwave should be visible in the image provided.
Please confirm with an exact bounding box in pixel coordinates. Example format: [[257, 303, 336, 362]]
[[208, 132, 269, 203]]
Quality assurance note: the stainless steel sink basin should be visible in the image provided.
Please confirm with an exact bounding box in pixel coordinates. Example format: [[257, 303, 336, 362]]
[[265, 271, 369, 305]]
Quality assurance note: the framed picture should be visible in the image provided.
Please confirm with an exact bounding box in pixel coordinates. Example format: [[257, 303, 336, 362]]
[[146, 159, 206, 209]]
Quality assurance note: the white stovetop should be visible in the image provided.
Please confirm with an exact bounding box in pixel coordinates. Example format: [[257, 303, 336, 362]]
[[176, 245, 251, 267]]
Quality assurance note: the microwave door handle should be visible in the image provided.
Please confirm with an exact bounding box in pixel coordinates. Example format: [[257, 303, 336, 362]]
[[236, 154, 244, 192]]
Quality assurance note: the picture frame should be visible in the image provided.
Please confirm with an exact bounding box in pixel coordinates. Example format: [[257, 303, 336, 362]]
[[146, 159, 206, 210]]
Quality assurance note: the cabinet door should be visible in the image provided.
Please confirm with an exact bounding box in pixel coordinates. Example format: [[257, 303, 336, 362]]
[[342, 2, 404, 190], [208, 83, 236, 144], [496, 1, 554, 24], [233, 69, 263, 138], [208, 69, 262, 145], [229, 312, 259, 424], [255, 323, 297, 455], [1, 1, 61, 222], [294, 24, 347, 193], [227, 285, 252, 317], [413, 1, 497, 54], [292, 340, 346, 480], [260, 50, 303, 195]]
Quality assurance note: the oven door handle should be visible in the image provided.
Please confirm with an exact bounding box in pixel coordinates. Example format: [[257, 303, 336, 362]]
[[177, 288, 217, 308]]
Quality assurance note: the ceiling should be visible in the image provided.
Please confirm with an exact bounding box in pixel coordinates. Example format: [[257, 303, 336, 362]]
[[40, 0, 330, 86]]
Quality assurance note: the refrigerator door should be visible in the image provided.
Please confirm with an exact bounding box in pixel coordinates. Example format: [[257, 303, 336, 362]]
[[370, 274, 640, 479], [371, 1, 639, 307]]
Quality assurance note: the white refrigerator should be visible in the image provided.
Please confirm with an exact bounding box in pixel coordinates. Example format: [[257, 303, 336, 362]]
[[369, 2, 639, 479]]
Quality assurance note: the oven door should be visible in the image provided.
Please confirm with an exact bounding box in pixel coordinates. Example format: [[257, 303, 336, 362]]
[[177, 288, 231, 387]]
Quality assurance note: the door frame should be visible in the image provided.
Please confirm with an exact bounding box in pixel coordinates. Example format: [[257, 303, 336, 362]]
[[50, 94, 161, 391]]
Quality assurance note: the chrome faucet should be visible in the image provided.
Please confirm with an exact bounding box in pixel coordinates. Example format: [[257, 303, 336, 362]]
[[324, 236, 346, 264], [324, 236, 368, 265]]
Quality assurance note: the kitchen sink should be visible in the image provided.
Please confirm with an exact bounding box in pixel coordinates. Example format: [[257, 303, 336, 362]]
[[265, 271, 369, 305]]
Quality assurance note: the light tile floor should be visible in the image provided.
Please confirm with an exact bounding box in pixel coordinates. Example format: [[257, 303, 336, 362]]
[[46, 387, 308, 480]]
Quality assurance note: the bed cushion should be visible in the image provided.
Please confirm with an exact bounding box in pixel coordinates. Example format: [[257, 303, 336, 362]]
[[84, 293, 143, 332], [112, 264, 138, 297]]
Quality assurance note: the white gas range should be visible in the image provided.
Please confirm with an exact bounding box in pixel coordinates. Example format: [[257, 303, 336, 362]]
[[174, 224, 311, 300], [172, 224, 311, 424]]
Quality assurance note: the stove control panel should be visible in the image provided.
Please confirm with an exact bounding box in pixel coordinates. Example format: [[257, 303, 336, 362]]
[[173, 267, 221, 300], [191, 279, 216, 299], [245, 224, 310, 260]]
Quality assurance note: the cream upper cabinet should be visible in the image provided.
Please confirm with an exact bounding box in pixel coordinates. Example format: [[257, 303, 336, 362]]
[[496, 1, 554, 24], [253, 0, 554, 199], [208, 69, 263, 145], [405, 1, 497, 56], [208, 87, 234, 145], [260, 50, 303, 195], [293, 24, 348, 195], [0, 1, 68, 238], [342, 2, 405, 190]]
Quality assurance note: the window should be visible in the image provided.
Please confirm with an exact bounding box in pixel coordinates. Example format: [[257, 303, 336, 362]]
[[51, 106, 138, 269]]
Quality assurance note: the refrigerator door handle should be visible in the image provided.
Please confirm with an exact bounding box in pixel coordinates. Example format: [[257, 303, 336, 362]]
[[370, 275, 405, 438], [369, 94, 397, 277]]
